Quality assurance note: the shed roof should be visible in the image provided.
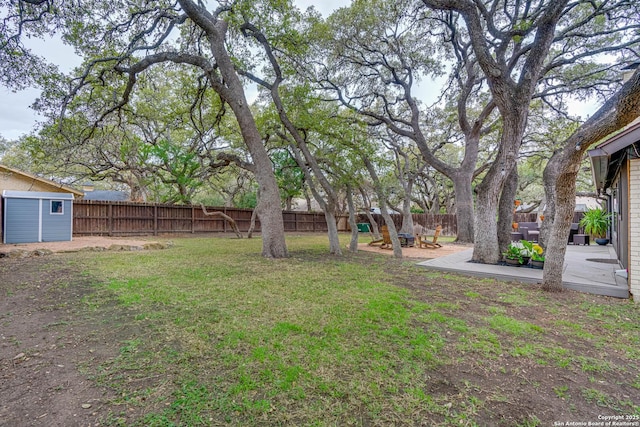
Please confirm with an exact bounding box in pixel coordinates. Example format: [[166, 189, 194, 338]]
[[2, 190, 75, 200]]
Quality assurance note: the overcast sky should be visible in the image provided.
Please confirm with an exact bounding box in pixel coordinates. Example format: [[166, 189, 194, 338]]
[[0, 1, 347, 141]]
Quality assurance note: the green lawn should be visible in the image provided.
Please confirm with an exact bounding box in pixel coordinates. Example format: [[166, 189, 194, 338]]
[[70, 234, 639, 426]]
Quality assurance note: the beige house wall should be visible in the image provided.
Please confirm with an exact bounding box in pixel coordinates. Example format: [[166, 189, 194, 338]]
[[1, 172, 66, 193], [0, 165, 82, 196], [629, 158, 640, 302]]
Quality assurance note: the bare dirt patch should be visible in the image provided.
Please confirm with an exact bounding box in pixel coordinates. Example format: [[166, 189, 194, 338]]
[[0, 256, 139, 427], [357, 241, 472, 259], [0, 236, 160, 254]]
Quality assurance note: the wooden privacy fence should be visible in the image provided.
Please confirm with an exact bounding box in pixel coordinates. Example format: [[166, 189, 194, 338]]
[[72, 200, 329, 236], [73, 200, 584, 238]]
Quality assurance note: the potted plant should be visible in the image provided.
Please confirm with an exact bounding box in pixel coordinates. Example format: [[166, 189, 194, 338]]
[[528, 242, 545, 268], [579, 207, 612, 245], [502, 240, 533, 266]]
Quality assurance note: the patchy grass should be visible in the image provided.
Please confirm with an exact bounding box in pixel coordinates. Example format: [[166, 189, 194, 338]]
[[25, 234, 640, 425]]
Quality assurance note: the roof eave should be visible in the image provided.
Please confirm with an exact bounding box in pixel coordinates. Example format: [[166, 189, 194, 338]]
[[588, 149, 609, 192], [0, 164, 84, 197]]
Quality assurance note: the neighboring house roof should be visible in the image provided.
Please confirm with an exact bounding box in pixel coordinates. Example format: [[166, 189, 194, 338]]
[[589, 118, 640, 192], [0, 164, 84, 197], [82, 190, 130, 201], [575, 196, 601, 212]]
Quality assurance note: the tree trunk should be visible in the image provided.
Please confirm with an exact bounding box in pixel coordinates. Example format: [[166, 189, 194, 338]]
[[472, 111, 526, 264], [239, 23, 346, 257], [399, 190, 415, 235], [382, 208, 403, 258], [304, 189, 312, 212], [360, 187, 381, 239], [363, 156, 402, 258], [539, 175, 555, 248], [542, 168, 577, 291], [233, 110, 288, 258], [536, 193, 548, 246], [498, 167, 518, 255], [313, 191, 342, 255], [186, 9, 287, 258], [324, 209, 343, 255], [247, 205, 258, 239], [346, 184, 359, 253], [472, 186, 501, 263], [451, 172, 475, 243], [290, 147, 343, 255]]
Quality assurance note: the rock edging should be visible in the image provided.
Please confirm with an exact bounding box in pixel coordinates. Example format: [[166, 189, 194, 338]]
[[0, 241, 173, 259]]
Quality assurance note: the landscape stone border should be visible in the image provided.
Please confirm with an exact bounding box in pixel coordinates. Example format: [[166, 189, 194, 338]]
[[0, 241, 173, 259]]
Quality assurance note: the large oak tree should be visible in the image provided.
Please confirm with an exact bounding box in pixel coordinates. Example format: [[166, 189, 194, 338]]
[[419, 0, 640, 263], [1, 0, 290, 257]]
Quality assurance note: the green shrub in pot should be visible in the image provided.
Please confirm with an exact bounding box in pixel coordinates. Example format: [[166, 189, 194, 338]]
[[579, 208, 611, 239]]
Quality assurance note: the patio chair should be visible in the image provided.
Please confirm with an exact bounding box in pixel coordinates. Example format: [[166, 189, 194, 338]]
[[568, 223, 579, 244], [380, 225, 393, 250], [518, 222, 540, 242], [416, 225, 443, 249], [368, 236, 385, 247], [365, 223, 386, 247]]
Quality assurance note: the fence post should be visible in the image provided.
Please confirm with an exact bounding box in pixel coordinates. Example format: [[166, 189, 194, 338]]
[[108, 203, 113, 236], [192, 205, 195, 233], [154, 205, 158, 236], [223, 207, 227, 232]]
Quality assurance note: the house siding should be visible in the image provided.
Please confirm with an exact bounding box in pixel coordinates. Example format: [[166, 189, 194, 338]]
[[629, 158, 640, 302]]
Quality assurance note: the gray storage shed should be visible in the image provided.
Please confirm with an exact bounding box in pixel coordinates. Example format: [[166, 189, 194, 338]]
[[2, 190, 74, 244]]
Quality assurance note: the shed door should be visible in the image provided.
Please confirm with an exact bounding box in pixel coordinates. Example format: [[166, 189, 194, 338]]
[[4, 198, 40, 244], [41, 199, 73, 242]]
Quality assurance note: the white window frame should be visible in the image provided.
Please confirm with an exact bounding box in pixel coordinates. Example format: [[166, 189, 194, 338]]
[[50, 200, 64, 215]]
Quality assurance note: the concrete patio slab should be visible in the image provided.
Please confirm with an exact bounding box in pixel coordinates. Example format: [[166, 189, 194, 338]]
[[417, 244, 629, 298]]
